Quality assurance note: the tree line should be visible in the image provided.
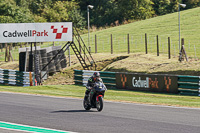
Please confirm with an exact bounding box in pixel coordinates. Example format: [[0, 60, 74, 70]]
[[0, 0, 200, 29]]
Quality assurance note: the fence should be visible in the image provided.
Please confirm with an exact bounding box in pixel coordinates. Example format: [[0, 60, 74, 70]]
[[74, 70, 116, 88], [74, 33, 200, 59], [74, 70, 200, 96], [0, 69, 35, 86], [178, 75, 200, 96], [1, 34, 200, 62]]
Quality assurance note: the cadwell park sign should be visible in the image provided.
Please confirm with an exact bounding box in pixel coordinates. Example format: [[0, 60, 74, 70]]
[[0, 22, 72, 43], [116, 73, 178, 93]]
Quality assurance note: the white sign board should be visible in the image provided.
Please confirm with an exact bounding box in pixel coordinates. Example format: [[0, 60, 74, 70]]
[[0, 22, 72, 43]]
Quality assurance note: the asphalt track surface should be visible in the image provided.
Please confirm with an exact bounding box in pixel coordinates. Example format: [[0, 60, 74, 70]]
[[0, 92, 200, 133]]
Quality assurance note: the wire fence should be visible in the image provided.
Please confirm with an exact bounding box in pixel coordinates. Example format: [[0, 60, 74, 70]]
[[0, 33, 200, 62], [76, 33, 200, 59]]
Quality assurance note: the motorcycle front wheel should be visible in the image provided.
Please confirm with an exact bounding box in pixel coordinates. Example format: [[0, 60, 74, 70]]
[[83, 97, 91, 110], [96, 96, 103, 112]]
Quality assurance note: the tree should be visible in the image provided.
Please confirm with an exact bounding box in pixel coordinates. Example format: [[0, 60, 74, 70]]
[[0, 0, 34, 23], [115, 0, 154, 20], [41, 1, 86, 28], [151, 0, 171, 15], [0, 16, 14, 23], [76, 0, 155, 27], [182, 0, 200, 8], [76, 0, 119, 27], [69, 8, 86, 29]]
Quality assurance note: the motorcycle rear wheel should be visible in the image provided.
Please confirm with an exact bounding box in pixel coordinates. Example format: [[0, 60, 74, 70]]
[[96, 97, 103, 112]]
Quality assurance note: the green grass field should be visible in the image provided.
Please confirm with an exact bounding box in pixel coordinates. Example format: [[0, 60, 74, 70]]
[[77, 7, 200, 58], [0, 84, 200, 108]]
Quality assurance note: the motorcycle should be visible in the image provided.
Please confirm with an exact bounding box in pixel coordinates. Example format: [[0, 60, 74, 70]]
[[83, 81, 107, 112]]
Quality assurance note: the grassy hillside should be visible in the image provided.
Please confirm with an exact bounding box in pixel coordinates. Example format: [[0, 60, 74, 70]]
[[78, 7, 200, 58]]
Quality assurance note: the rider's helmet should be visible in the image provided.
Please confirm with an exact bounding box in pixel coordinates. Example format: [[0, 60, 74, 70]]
[[93, 72, 100, 81]]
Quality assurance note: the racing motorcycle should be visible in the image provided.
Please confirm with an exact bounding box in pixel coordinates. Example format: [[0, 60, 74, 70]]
[[83, 81, 107, 112]]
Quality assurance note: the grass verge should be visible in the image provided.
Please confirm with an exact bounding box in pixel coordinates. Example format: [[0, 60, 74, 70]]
[[0, 84, 200, 108]]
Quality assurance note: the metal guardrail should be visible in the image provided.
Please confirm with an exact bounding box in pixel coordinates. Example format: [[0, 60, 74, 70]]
[[0, 69, 35, 86], [74, 70, 200, 96], [74, 70, 116, 88], [178, 75, 200, 96]]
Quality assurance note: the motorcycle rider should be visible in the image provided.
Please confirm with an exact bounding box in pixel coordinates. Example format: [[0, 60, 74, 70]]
[[85, 72, 102, 100]]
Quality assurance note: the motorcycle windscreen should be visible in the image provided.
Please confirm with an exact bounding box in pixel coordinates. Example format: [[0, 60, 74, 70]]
[[94, 82, 106, 91]]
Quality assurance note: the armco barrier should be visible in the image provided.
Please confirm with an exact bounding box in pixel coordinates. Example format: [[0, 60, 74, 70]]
[[178, 75, 200, 96], [74, 70, 200, 96], [74, 70, 116, 88], [0, 69, 35, 86]]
